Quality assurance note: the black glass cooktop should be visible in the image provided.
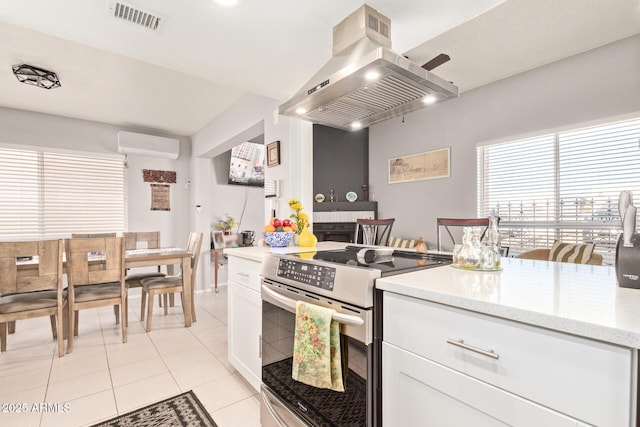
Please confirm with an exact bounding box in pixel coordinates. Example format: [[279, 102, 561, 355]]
[[293, 246, 451, 276]]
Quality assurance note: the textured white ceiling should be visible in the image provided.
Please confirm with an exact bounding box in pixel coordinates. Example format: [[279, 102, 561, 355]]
[[0, 0, 638, 135]]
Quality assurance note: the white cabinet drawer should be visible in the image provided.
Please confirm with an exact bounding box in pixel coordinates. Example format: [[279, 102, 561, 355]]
[[228, 256, 261, 292], [384, 292, 633, 427], [383, 342, 580, 427]]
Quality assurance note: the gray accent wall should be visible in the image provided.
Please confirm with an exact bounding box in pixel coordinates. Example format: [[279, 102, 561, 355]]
[[369, 34, 640, 249], [313, 124, 369, 202]]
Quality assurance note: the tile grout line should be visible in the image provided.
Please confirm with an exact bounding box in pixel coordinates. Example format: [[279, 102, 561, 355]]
[[3, 291, 259, 426], [98, 307, 121, 419], [39, 337, 56, 427]]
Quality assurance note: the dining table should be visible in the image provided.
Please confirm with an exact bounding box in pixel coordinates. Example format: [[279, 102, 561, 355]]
[[14, 246, 195, 330]]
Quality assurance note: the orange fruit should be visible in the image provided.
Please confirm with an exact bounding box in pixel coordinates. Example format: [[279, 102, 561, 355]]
[[283, 226, 292, 232], [263, 224, 276, 232], [291, 223, 298, 232]]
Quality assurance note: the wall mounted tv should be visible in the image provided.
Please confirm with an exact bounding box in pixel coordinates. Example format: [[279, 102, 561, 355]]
[[228, 141, 265, 187]]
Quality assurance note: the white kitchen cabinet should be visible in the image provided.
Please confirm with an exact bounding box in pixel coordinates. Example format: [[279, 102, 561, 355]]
[[383, 292, 634, 426], [227, 255, 261, 392], [383, 342, 579, 427]]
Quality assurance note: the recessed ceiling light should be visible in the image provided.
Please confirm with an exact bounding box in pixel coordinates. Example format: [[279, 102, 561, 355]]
[[365, 71, 380, 81], [351, 122, 362, 129], [215, 0, 238, 7], [295, 108, 307, 115], [422, 94, 438, 105]]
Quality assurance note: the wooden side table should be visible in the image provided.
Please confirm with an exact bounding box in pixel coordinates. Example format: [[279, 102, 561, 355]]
[[212, 249, 224, 292]]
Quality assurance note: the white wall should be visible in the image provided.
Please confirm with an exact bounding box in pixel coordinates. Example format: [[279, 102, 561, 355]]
[[0, 106, 194, 276], [126, 153, 191, 247], [192, 94, 274, 288], [191, 94, 314, 288], [369, 34, 640, 249]]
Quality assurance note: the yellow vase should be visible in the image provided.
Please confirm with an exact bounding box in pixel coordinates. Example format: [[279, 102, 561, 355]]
[[298, 227, 317, 247]]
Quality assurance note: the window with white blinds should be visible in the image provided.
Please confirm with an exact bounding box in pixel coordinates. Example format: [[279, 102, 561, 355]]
[[0, 146, 126, 240], [478, 117, 640, 265]]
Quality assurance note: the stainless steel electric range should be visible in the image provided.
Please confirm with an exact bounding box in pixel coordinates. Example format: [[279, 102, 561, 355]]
[[259, 246, 452, 427]]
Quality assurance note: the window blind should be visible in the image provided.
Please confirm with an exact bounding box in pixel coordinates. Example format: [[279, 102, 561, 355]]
[[478, 117, 640, 265], [0, 146, 126, 240]]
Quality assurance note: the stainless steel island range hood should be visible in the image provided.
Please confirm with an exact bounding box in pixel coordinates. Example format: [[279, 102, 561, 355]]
[[279, 4, 459, 131]]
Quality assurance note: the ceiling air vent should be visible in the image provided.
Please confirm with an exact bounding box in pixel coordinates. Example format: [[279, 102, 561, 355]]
[[109, 1, 166, 32]]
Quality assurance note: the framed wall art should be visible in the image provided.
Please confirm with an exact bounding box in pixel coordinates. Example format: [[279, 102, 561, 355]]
[[211, 230, 239, 249], [211, 231, 225, 249], [150, 183, 170, 210], [388, 147, 450, 184], [267, 140, 281, 167]]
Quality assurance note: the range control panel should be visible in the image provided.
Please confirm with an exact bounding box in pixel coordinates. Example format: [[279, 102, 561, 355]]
[[277, 259, 336, 291]]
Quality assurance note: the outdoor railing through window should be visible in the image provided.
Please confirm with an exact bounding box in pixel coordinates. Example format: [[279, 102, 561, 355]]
[[493, 198, 621, 265], [478, 117, 640, 266]]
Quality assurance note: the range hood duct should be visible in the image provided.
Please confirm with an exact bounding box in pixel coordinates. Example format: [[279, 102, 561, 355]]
[[279, 4, 459, 131]]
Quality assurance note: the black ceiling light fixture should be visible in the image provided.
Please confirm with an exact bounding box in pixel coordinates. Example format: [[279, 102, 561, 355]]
[[12, 64, 61, 89]]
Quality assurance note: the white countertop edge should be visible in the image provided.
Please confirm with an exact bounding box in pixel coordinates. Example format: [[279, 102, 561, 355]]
[[222, 244, 640, 348], [377, 278, 640, 349], [223, 241, 350, 262]]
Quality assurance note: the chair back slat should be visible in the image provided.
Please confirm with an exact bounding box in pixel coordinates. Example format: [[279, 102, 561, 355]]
[[14, 275, 59, 294], [0, 240, 63, 294], [123, 231, 161, 250], [69, 252, 89, 285], [0, 258, 17, 294], [38, 240, 59, 276], [89, 269, 122, 284], [436, 218, 492, 251], [71, 233, 117, 238], [355, 218, 395, 246], [65, 237, 124, 287]]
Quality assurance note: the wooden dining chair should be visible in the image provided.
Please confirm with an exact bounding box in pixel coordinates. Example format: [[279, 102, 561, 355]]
[[65, 236, 127, 353], [0, 239, 66, 357], [123, 232, 166, 283], [123, 231, 169, 320], [72, 233, 122, 324], [139, 232, 203, 332], [436, 218, 491, 251], [355, 218, 395, 246]]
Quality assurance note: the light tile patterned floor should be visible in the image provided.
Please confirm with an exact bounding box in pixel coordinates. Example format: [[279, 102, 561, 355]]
[[0, 287, 260, 427]]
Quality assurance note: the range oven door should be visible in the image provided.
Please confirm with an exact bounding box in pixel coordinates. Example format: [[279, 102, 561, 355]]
[[260, 279, 373, 427]]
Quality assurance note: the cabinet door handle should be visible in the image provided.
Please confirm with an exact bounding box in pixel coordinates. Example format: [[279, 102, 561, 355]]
[[258, 334, 262, 358], [446, 338, 500, 360], [237, 272, 250, 277]]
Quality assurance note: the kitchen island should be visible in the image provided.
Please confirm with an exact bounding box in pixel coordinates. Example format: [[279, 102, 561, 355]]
[[377, 256, 640, 426]]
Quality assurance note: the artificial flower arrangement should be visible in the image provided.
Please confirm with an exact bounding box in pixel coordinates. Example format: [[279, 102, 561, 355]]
[[288, 198, 310, 235], [214, 213, 236, 232]]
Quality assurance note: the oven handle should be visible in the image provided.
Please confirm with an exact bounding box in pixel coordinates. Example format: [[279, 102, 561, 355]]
[[261, 284, 364, 326], [261, 388, 289, 427]]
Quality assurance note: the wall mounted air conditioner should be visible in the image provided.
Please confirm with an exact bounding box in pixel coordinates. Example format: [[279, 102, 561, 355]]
[[117, 131, 179, 159]]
